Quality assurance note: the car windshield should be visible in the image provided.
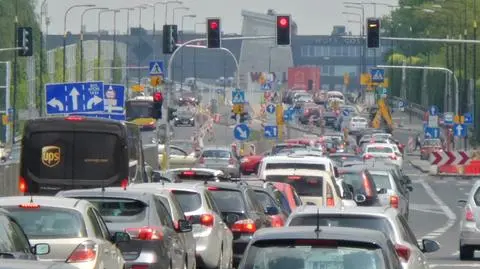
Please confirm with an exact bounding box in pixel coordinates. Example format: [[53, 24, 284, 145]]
[[172, 141, 193, 153], [369, 173, 392, 190], [202, 150, 231, 158], [76, 197, 147, 224], [209, 189, 246, 212], [266, 162, 326, 171], [366, 147, 393, 154], [266, 175, 323, 196], [423, 139, 441, 147], [243, 239, 386, 269], [171, 190, 202, 212], [126, 101, 153, 119], [352, 118, 366, 123], [5, 206, 86, 239]]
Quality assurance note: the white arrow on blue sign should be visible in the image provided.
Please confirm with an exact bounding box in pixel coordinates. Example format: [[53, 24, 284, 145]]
[[234, 124, 250, 141], [453, 124, 467, 137], [45, 82, 104, 115], [264, 125, 278, 138], [425, 127, 440, 139], [429, 105, 439, 116], [342, 110, 350, 117], [266, 104, 276, 114], [464, 112, 473, 125]]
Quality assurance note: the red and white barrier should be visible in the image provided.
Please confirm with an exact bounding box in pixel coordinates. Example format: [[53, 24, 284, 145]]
[[429, 151, 470, 166]]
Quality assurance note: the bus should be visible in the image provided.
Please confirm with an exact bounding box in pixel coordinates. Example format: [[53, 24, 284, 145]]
[[19, 115, 149, 195], [125, 96, 156, 130]]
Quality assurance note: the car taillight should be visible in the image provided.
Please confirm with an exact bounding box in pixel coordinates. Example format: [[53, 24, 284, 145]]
[[466, 206, 475, 222], [271, 216, 284, 228], [65, 115, 84, 121], [124, 226, 164, 240], [363, 154, 373, 160], [231, 219, 256, 233], [131, 265, 149, 269], [390, 195, 399, 209], [121, 179, 128, 190], [199, 157, 205, 164], [362, 173, 373, 197], [19, 176, 27, 193], [200, 214, 214, 226], [229, 158, 235, 165], [389, 154, 397, 160], [66, 240, 97, 263], [326, 187, 335, 207], [394, 244, 411, 262]]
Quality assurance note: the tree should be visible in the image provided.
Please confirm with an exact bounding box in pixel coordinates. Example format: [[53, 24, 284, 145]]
[[112, 53, 123, 84]]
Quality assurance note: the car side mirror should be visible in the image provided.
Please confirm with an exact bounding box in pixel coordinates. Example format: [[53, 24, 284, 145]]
[[406, 185, 413, 192], [354, 194, 367, 203], [403, 176, 412, 184], [421, 239, 440, 253], [377, 188, 387, 194], [112, 231, 131, 244], [176, 219, 193, 233], [343, 191, 353, 200], [334, 167, 339, 178], [306, 201, 316, 206], [32, 243, 50, 255], [265, 206, 279, 216], [457, 199, 467, 208]]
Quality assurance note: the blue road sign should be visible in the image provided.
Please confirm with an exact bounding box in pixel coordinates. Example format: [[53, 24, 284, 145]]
[[149, 61, 165, 76], [398, 101, 406, 108], [453, 124, 467, 137], [262, 82, 272, 90], [342, 110, 349, 117], [232, 90, 245, 104], [233, 124, 250, 141], [264, 125, 278, 138], [464, 112, 473, 125], [443, 112, 454, 125], [284, 108, 294, 121], [429, 105, 439, 116], [370, 68, 385, 83], [425, 127, 440, 139], [45, 81, 104, 115], [71, 113, 126, 121], [266, 104, 275, 114], [103, 84, 125, 114]]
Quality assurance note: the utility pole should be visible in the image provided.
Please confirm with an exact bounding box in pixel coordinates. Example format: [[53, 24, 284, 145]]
[[12, 1, 18, 144], [473, 0, 478, 134]]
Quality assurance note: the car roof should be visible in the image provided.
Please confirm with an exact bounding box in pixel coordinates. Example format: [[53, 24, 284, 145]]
[[202, 147, 231, 151], [251, 226, 389, 245], [294, 205, 394, 215], [265, 169, 331, 177], [129, 182, 207, 193], [329, 152, 357, 157], [262, 155, 332, 163], [56, 187, 156, 203], [167, 168, 225, 176], [338, 166, 366, 172], [366, 143, 395, 148], [0, 196, 85, 210]]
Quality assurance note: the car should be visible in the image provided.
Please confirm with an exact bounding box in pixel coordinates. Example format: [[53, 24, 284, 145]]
[[420, 138, 443, 160], [270, 143, 308, 155], [270, 181, 303, 213], [0, 208, 50, 260], [164, 168, 230, 182], [337, 166, 382, 207], [363, 143, 404, 168], [159, 145, 198, 169], [0, 260, 79, 269], [237, 226, 404, 269], [56, 188, 190, 269], [346, 160, 413, 191], [173, 109, 195, 127], [328, 152, 362, 166], [205, 181, 273, 266], [323, 111, 338, 127], [286, 206, 440, 269], [457, 179, 480, 259], [239, 152, 269, 175], [170, 139, 196, 156], [197, 147, 241, 177], [275, 148, 324, 157], [0, 196, 127, 269], [130, 182, 233, 269], [348, 116, 368, 132]]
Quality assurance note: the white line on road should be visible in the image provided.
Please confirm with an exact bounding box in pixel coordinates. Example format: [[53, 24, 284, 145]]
[[430, 264, 479, 268], [451, 251, 459, 256], [419, 180, 457, 240]]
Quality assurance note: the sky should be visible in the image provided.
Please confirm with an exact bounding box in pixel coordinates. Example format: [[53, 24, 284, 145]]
[[35, 0, 398, 36]]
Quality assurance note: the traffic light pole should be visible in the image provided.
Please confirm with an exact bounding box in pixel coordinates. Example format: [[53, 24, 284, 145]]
[[164, 35, 275, 170]]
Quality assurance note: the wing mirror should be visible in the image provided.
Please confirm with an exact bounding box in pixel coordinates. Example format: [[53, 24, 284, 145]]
[[32, 243, 50, 255], [354, 194, 367, 203], [175, 219, 193, 233], [343, 191, 353, 200], [111, 231, 131, 244], [421, 239, 440, 253], [406, 185, 413, 192], [457, 199, 467, 208], [334, 167, 339, 178], [265, 206, 279, 216], [403, 175, 412, 184], [377, 188, 387, 194]]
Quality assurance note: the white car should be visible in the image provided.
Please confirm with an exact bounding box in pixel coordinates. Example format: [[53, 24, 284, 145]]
[[348, 117, 368, 132], [363, 143, 403, 168]]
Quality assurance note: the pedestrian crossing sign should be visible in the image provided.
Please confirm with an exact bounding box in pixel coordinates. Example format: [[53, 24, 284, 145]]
[[370, 68, 385, 83], [149, 61, 165, 76], [232, 90, 246, 104]]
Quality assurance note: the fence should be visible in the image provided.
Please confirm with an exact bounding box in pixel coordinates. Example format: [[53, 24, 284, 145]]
[[0, 162, 20, 196]]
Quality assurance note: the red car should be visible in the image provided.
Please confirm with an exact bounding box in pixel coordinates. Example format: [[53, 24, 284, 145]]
[[420, 138, 443, 160], [240, 152, 268, 175], [272, 182, 303, 213]]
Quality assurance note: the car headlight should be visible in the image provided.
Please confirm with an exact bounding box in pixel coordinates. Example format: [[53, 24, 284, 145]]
[[174, 117, 178, 121], [190, 118, 194, 121]]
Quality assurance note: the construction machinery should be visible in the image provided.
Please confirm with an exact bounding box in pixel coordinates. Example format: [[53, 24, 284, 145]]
[[370, 97, 394, 133]]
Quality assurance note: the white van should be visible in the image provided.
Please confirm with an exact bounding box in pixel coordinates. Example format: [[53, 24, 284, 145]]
[[257, 155, 339, 180]]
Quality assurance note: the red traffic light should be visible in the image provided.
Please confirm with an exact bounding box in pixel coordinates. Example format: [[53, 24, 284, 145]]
[[209, 21, 219, 30], [153, 92, 162, 102], [278, 16, 289, 28]]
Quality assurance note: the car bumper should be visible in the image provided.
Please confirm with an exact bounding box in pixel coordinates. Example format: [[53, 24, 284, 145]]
[[233, 235, 253, 266], [195, 235, 220, 269], [460, 223, 480, 246]]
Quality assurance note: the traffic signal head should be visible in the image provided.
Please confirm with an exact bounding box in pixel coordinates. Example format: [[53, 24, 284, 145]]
[[276, 15, 291, 46], [153, 92, 163, 119], [17, 27, 33, 57], [163, 25, 178, 54], [367, 18, 380, 48], [206, 18, 221, 49]]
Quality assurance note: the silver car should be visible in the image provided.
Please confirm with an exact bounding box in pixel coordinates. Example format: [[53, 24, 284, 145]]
[[458, 179, 480, 260], [131, 182, 233, 269], [368, 170, 411, 219], [197, 147, 240, 177], [286, 206, 440, 269], [0, 196, 126, 269], [0, 260, 79, 269]]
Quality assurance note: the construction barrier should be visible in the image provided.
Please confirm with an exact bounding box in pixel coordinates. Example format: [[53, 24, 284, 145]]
[[429, 150, 480, 175]]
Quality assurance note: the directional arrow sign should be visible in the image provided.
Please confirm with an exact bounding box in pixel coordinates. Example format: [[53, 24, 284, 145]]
[[429, 105, 439, 116], [47, 97, 64, 111], [266, 104, 275, 114], [69, 87, 80, 110], [87, 95, 103, 110], [453, 123, 467, 137], [233, 124, 250, 141]]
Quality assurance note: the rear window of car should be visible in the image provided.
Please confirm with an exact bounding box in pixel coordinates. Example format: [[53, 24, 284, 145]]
[[340, 172, 377, 195], [202, 150, 231, 158], [254, 190, 277, 209], [77, 197, 147, 223], [171, 190, 202, 212], [366, 146, 393, 154], [209, 189, 246, 212], [25, 132, 123, 180], [423, 139, 441, 146], [352, 118, 366, 122], [369, 174, 392, 190], [474, 187, 480, 206], [265, 162, 326, 171], [266, 175, 323, 196], [168, 170, 220, 182], [5, 206, 87, 239], [288, 215, 394, 240]]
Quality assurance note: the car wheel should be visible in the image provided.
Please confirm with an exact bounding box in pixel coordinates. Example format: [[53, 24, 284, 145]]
[[460, 244, 474, 260]]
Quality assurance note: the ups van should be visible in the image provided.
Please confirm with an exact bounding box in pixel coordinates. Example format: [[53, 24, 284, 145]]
[[19, 115, 148, 195]]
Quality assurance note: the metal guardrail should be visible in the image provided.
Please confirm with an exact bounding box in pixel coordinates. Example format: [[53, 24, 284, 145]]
[[389, 96, 438, 120]]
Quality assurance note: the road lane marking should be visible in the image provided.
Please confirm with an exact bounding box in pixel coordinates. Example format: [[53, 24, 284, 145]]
[[451, 251, 459, 256], [430, 264, 479, 268], [419, 180, 457, 240]]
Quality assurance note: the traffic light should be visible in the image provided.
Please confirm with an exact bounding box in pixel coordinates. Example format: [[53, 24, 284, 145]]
[[276, 15, 291, 46], [153, 92, 163, 119], [206, 18, 221, 48], [163, 25, 178, 54], [17, 27, 33, 57], [367, 18, 380, 48]]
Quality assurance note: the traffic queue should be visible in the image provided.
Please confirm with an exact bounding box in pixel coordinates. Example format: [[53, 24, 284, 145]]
[[0, 87, 439, 269]]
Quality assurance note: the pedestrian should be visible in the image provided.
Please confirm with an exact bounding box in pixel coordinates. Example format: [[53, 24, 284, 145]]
[[414, 134, 422, 150]]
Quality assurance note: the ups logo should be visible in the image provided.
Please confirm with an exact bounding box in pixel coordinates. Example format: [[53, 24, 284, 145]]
[[41, 146, 61, 168]]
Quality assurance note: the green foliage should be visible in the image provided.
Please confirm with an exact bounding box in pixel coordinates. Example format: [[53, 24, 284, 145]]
[[75, 43, 82, 81], [112, 53, 123, 84], [53, 49, 64, 82], [93, 58, 103, 81]]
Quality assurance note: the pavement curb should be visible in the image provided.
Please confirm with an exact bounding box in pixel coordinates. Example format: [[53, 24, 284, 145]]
[[408, 160, 479, 178], [408, 160, 430, 173]]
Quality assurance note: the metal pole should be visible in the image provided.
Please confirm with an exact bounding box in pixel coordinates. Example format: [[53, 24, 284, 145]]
[[153, 7, 156, 60], [181, 16, 185, 89], [112, 11, 118, 83], [137, 7, 143, 84], [12, 7, 17, 143]]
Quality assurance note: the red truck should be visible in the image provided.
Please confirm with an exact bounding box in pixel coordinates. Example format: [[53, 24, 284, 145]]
[[287, 67, 321, 91]]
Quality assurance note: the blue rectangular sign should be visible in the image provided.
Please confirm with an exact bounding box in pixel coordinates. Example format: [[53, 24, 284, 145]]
[[71, 113, 126, 121], [149, 61, 165, 76], [232, 90, 246, 104], [264, 125, 278, 138], [103, 84, 125, 114], [370, 68, 385, 83], [45, 81, 104, 115], [425, 127, 440, 139]]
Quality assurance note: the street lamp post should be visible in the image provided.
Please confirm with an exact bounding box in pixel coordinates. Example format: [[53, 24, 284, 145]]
[[136, 5, 147, 83], [63, 4, 95, 82], [40, 0, 48, 116], [164, 1, 182, 24], [97, 9, 116, 80], [81, 7, 108, 81], [181, 14, 196, 88], [193, 22, 205, 80], [112, 10, 120, 83], [172, 6, 189, 24], [343, 12, 362, 83], [118, 8, 134, 86], [344, 4, 365, 75]]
